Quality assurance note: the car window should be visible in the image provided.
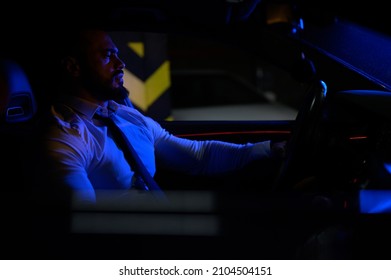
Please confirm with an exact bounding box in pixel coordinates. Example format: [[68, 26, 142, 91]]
[[112, 29, 305, 121], [167, 32, 304, 121]]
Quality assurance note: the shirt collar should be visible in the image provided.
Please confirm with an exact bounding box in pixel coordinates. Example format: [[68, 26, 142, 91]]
[[58, 95, 121, 120]]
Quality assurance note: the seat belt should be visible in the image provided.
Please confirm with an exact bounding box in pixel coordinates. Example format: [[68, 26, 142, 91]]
[[94, 113, 167, 201]]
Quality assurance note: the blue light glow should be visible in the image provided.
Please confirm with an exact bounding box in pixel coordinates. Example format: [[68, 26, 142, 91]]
[[360, 190, 391, 213]]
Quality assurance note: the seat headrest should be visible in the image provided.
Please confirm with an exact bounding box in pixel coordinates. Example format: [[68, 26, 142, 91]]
[[0, 59, 37, 123]]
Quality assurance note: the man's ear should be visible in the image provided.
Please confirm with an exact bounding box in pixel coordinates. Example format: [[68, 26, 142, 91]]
[[61, 56, 81, 77]]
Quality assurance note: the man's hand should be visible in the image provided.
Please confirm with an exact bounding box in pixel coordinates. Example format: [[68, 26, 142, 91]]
[[271, 140, 287, 160]]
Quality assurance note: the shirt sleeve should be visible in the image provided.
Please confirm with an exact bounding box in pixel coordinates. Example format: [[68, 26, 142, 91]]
[[45, 140, 96, 204], [147, 118, 272, 175], [41, 121, 97, 205]]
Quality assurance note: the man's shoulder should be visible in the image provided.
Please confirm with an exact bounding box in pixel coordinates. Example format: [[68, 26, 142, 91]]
[[51, 103, 81, 124], [42, 104, 87, 138]]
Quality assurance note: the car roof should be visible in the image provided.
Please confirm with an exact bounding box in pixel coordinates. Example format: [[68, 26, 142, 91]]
[[1, 1, 390, 93], [0, 1, 386, 34]]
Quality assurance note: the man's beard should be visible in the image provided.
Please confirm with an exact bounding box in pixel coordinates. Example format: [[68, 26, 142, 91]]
[[82, 74, 130, 102], [105, 84, 130, 102]]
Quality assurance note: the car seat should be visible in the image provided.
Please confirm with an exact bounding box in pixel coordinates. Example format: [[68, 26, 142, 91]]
[[0, 58, 38, 258], [0, 58, 38, 181], [0, 58, 38, 184], [0, 58, 37, 125]]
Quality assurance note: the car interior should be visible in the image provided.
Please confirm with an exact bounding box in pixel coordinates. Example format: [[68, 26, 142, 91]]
[[2, 0, 391, 260]]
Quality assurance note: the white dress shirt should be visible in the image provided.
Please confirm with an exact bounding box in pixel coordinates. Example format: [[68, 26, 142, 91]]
[[44, 96, 272, 204]]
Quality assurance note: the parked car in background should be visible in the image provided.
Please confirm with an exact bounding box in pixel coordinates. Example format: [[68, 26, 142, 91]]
[[170, 69, 298, 120]]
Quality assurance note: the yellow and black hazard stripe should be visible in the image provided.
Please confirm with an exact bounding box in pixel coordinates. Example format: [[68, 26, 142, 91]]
[[110, 31, 173, 120]]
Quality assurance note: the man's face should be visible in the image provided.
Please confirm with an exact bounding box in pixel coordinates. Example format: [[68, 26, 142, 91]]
[[79, 30, 127, 101]]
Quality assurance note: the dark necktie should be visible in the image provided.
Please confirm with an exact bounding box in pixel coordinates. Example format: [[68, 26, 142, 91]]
[[94, 113, 166, 200]]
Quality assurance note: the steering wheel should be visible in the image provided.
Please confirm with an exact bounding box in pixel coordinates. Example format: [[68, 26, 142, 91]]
[[273, 79, 328, 191]]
